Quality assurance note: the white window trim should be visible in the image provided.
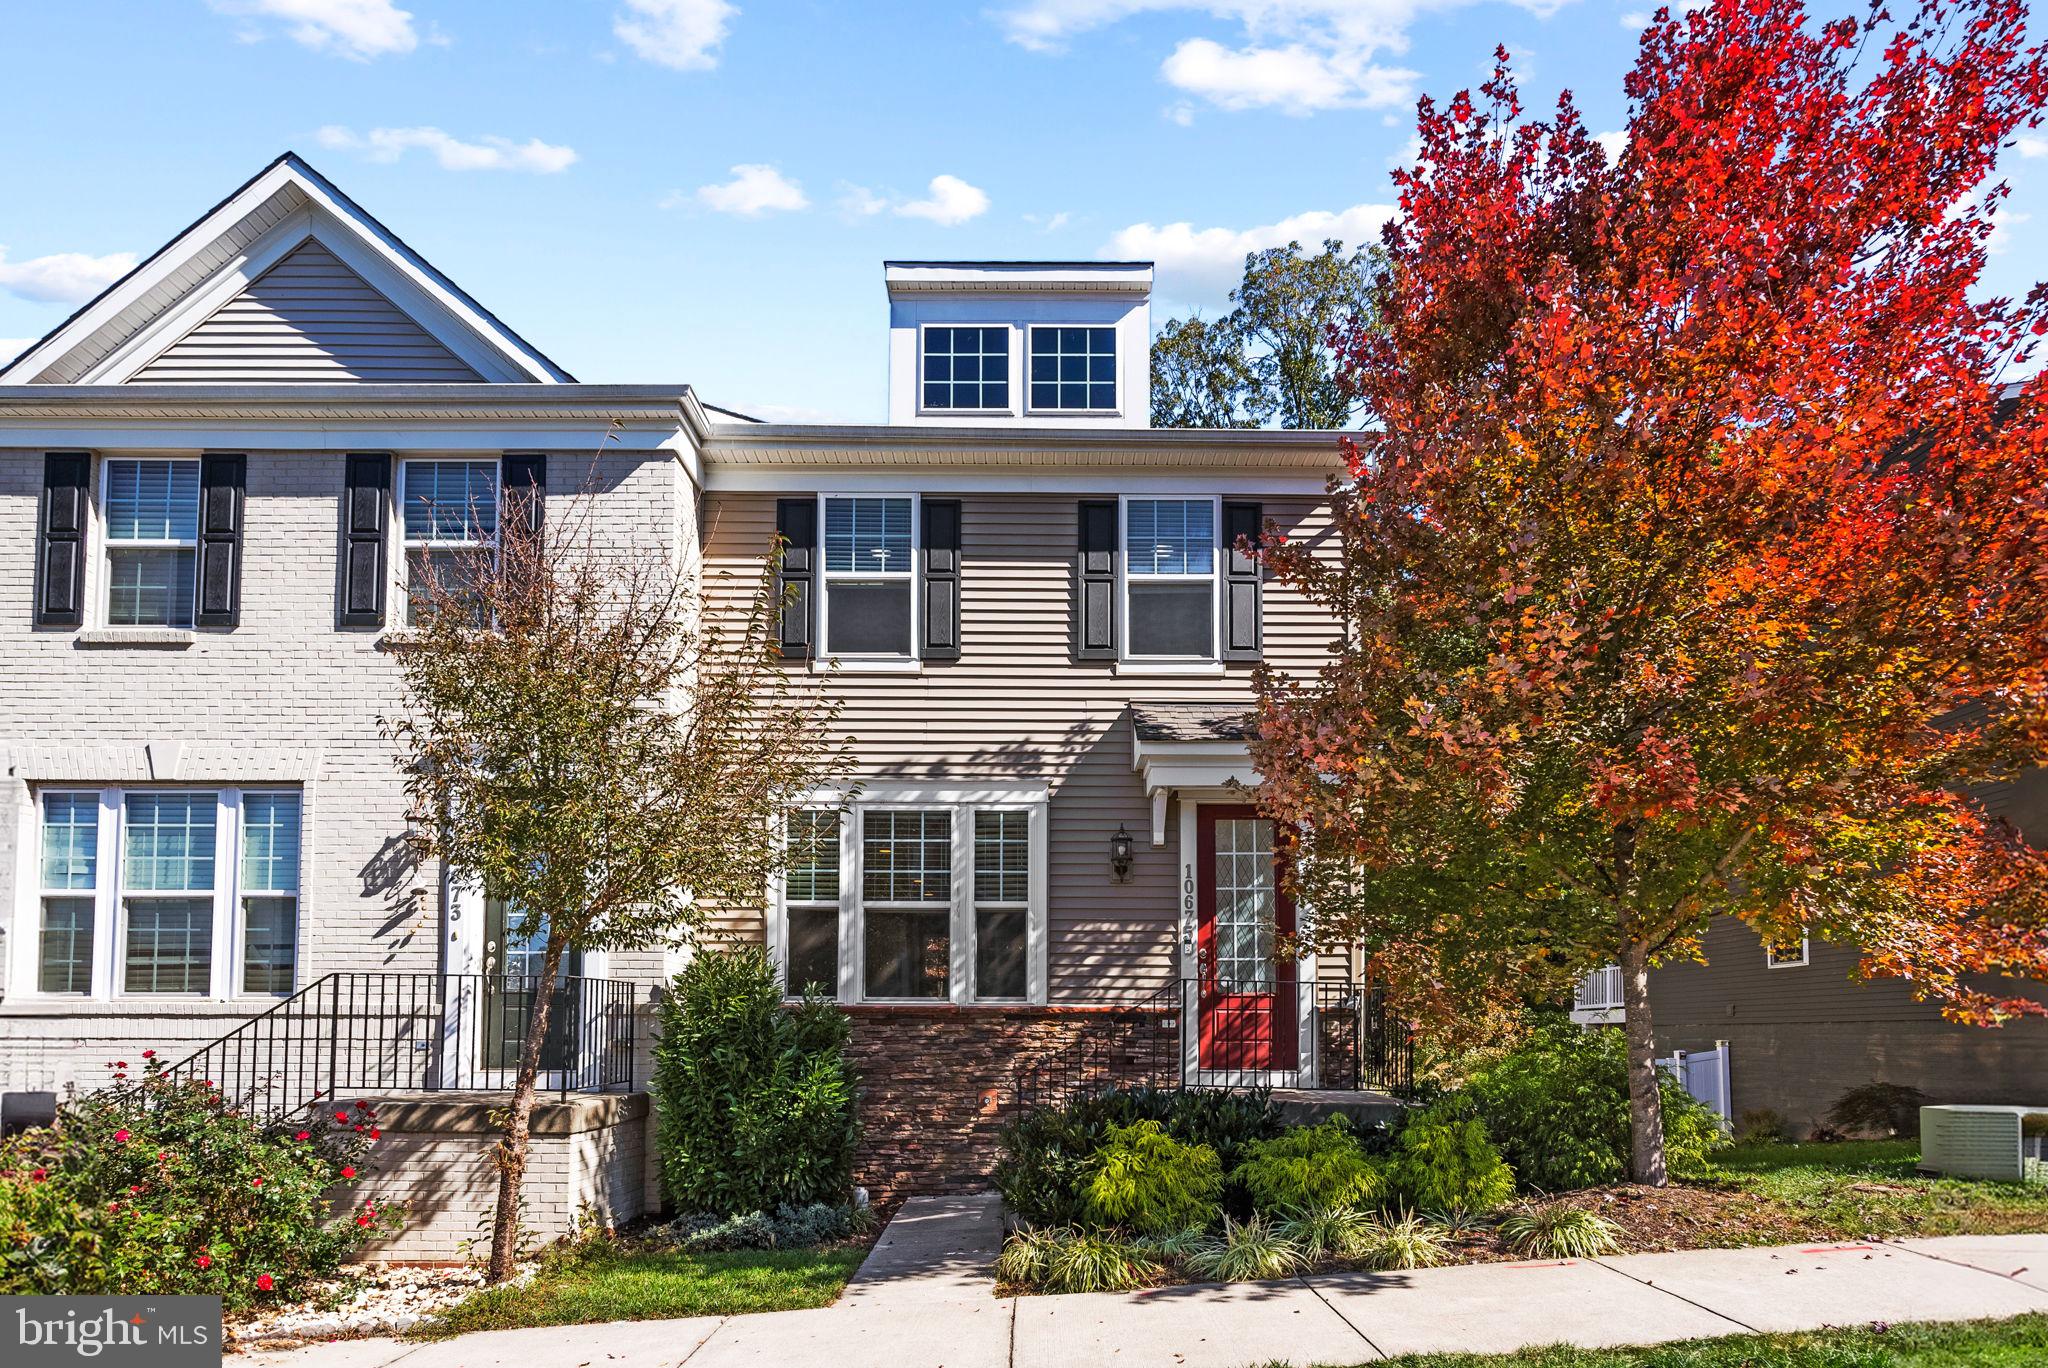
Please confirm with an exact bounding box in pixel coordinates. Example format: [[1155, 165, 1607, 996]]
[[1117, 493, 1223, 665], [1765, 934, 1810, 969], [99, 455, 201, 630], [1024, 323, 1122, 417], [767, 789, 1049, 1007], [815, 492, 922, 667], [397, 457, 500, 627], [916, 322, 1016, 417], [8, 786, 303, 1003]]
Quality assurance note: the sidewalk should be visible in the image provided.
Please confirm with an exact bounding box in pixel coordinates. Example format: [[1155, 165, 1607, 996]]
[[242, 1204, 2048, 1368]]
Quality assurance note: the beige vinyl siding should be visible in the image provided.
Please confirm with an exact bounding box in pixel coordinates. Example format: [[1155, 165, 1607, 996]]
[[130, 240, 483, 384], [701, 489, 1345, 1001]]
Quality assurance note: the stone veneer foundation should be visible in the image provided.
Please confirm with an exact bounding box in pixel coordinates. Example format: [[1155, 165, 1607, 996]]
[[840, 1004, 1180, 1198]]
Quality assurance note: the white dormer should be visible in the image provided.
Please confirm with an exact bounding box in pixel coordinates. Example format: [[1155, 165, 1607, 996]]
[[885, 261, 1152, 428]]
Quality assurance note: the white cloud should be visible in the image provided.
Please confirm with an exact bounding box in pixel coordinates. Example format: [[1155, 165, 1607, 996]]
[[0, 338, 33, 363], [0, 246, 138, 305], [897, 175, 991, 226], [1592, 129, 1628, 161], [1166, 101, 1197, 126], [840, 176, 991, 226], [208, 0, 418, 60], [2018, 135, 2048, 159], [316, 125, 578, 173], [688, 164, 809, 216], [1620, 9, 1650, 28], [994, 0, 1562, 114], [1107, 201, 1394, 296], [614, 0, 735, 71], [1025, 210, 1073, 233]]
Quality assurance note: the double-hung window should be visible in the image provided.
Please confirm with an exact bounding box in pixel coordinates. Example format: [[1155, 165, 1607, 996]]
[[401, 460, 497, 626], [922, 326, 1010, 412], [784, 810, 842, 996], [1029, 326, 1117, 413], [17, 788, 302, 1000], [1765, 934, 1809, 968], [776, 793, 1045, 1004], [1123, 497, 1219, 661], [820, 495, 916, 660], [103, 458, 200, 627]]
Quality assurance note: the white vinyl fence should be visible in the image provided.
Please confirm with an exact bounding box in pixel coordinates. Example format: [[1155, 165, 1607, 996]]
[[1657, 1042, 1732, 1125]]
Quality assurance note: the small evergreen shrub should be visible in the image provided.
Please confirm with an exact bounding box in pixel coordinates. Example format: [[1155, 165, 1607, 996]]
[[1734, 1108, 1788, 1144], [663, 1201, 872, 1251], [1185, 1214, 1307, 1281], [994, 1086, 1281, 1228], [1082, 1121, 1223, 1235], [1233, 1120, 1383, 1214], [1497, 1202, 1622, 1258], [1827, 1082, 1930, 1139], [1441, 1025, 1726, 1191], [652, 947, 859, 1215], [0, 1056, 395, 1306], [1385, 1116, 1515, 1215]]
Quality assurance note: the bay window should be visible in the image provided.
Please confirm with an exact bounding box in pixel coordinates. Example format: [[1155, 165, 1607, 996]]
[[16, 788, 302, 1000], [774, 791, 1046, 1004], [1123, 496, 1219, 661]]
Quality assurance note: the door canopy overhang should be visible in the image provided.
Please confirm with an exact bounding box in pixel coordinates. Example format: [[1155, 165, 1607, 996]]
[[1131, 703, 1259, 846]]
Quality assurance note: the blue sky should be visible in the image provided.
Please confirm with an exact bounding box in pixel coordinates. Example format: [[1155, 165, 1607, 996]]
[[1, 1, 2041, 420]]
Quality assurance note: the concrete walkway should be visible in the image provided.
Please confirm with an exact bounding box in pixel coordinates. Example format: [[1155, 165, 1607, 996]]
[[242, 1209, 2048, 1368]]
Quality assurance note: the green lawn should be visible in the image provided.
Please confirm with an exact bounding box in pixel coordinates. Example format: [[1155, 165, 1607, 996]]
[[413, 1242, 867, 1337], [1297, 1314, 2048, 1367], [1697, 1140, 2048, 1241]]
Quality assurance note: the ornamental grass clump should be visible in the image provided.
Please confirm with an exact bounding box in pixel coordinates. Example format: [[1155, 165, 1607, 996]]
[[0, 1055, 397, 1306], [1275, 1205, 1376, 1261], [1497, 1202, 1623, 1259], [1042, 1229, 1163, 1293], [1185, 1214, 1307, 1282], [1352, 1212, 1451, 1271]]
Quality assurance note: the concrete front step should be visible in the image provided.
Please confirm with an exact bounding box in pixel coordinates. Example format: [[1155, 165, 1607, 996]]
[[1268, 1087, 1409, 1128]]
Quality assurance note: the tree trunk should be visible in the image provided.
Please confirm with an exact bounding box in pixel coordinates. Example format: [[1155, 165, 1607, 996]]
[[486, 929, 568, 1283], [1618, 934, 1668, 1187]]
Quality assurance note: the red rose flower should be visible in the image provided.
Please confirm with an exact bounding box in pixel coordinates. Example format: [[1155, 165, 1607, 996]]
[[195, 1255, 212, 1270], [251, 1177, 263, 1188], [256, 1274, 274, 1292], [113, 1129, 130, 1143], [369, 1128, 382, 1140], [294, 1131, 310, 1142], [356, 1213, 371, 1227], [334, 1112, 349, 1124], [31, 1168, 47, 1181], [339, 1166, 357, 1179], [142, 1050, 156, 1059]]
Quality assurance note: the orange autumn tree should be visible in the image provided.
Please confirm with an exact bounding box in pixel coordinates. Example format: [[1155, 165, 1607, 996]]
[[1252, 0, 2048, 1184]]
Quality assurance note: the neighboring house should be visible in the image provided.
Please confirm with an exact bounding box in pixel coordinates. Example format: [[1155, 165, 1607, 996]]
[[0, 155, 1388, 1238]]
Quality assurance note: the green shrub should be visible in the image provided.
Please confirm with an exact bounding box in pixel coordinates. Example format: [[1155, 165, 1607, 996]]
[[652, 948, 858, 1215], [1082, 1121, 1222, 1234], [1497, 1202, 1622, 1258], [663, 1202, 873, 1251], [1233, 1120, 1383, 1214], [1827, 1082, 1930, 1139], [0, 1056, 396, 1306], [993, 1086, 1281, 1228], [1385, 1116, 1515, 1215], [1185, 1214, 1306, 1281], [1734, 1108, 1787, 1144], [1443, 1025, 1726, 1191], [1352, 1212, 1451, 1270]]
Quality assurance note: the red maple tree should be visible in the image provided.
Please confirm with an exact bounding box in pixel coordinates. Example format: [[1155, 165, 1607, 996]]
[[1252, 0, 2048, 1182]]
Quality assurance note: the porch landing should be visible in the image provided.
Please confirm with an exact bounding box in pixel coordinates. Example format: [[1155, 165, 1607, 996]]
[[1266, 1087, 1409, 1128]]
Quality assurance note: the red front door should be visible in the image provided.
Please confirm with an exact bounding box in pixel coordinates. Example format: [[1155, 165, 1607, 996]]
[[1195, 805, 1298, 1073]]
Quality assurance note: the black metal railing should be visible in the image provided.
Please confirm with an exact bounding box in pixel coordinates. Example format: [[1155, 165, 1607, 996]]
[[1012, 976, 1415, 1115], [147, 971, 639, 1122]]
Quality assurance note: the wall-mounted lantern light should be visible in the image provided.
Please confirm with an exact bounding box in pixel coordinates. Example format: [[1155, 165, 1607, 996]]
[[1110, 824, 1135, 883]]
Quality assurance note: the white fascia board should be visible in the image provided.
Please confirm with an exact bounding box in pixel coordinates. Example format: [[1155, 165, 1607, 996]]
[[1131, 737, 1251, 772], [0, 420, 687, 453], [796, 782, 1052, 806], [884, 261, 1152, 296], [704, 468, 1334, 495]]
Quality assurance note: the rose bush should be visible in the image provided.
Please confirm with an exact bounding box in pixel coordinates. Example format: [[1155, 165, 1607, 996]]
[[0, 1055, 400, 1306]]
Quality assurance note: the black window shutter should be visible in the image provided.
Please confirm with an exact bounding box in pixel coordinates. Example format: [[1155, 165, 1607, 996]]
[[340, 454, 391, 628], [1222, 501, 1264, 662], [500, 453, 546, 538], [195, 453, 246, 628], [921, 498, 961, 661], [774, 498, 817, 661], [37, 453, 90, 627], [1074, 499, 1117, 660]]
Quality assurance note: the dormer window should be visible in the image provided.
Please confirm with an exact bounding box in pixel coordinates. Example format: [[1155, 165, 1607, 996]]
[[922, 326, 1010, 413], [1029, 326, 1117, 413]]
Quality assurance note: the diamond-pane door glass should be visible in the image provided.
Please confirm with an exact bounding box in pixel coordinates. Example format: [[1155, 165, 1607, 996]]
[[1213, 818, 1276, 990]]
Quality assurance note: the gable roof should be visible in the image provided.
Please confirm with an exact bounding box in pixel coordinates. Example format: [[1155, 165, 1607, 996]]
[[0, 152, 572, 385]]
